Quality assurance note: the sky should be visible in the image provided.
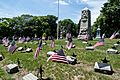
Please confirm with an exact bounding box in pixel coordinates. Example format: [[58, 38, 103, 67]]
[[0, 0, 107, 25]]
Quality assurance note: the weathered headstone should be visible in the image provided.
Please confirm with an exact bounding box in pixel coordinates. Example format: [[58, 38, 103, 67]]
[[78, 7, 92, 40], [6, 64, 19, 74]]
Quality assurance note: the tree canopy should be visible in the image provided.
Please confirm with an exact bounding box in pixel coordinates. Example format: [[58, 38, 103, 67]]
[[92, 0, 120, 37], [0, 14, 77, 39]]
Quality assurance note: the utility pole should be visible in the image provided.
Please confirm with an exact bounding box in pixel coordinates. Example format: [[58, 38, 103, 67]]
[[57, 0, 59, 40]]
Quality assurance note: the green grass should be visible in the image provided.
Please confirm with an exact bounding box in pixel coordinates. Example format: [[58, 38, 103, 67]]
[[0, 39, 120, 80]]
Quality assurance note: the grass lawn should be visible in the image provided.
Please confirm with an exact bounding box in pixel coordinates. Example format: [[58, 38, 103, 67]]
[[0, 38, 120, 80]]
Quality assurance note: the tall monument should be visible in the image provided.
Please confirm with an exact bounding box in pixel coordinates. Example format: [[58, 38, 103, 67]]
[[78, 7, 92, 40]]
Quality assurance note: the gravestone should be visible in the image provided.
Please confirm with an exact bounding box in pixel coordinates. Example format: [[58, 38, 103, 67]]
[[26, 47, 32, 52], [94, 58, 113, 75], [78, 7, 92, 40], [6, 64, 19, 74], [22, 73, 38, 80], [17, 47, 24, 51]]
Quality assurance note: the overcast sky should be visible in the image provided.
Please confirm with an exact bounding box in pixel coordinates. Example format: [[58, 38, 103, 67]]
[[0, 0, 107, 25]]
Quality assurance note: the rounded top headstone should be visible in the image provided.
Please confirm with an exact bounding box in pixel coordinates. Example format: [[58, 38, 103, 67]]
[[82, 7, 89, 11]]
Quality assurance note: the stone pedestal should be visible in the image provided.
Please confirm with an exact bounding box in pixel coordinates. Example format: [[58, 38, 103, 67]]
[[78, 7, 92, 40]]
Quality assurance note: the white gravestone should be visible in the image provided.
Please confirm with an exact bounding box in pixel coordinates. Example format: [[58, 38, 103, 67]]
[[6, 64, 19, 74], [22, 73, 38, 80]]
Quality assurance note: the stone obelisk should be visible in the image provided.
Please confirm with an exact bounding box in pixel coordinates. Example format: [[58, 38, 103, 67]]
[[78, 7, 92, 40]]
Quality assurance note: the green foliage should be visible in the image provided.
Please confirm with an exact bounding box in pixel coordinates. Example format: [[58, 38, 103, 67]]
[[0, 14, 58, 38], [0, 15, 78, 38], [59, 19, 78, 37], [92, 0, 120, 37]]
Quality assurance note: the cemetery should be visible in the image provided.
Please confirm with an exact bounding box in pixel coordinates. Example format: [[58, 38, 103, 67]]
[[0, 38, 120, 80], [0, 0, 120, 80]]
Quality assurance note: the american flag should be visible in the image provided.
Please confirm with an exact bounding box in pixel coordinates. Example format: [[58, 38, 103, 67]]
[[8, 40, 17, 54], [66, 38, 72, 50], [66, 42, 72, 50], [93, 35, 104, 48], [83, 34, 89, 41], [34, 40, 42, 58], [109, 31, 119, 40], [47, 53, 68, 64], [66, 33, 71, 40]]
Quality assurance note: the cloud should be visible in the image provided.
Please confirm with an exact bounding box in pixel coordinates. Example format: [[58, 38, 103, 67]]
[[81, 0, 88, 2], [54, 0, 69, 5], [85, 0, 107, 25]]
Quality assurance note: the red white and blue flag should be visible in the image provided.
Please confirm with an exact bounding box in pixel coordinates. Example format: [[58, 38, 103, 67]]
[[66, 42, 72, 50], [34, 40, 42, 58], [47, 53, 68, 64], [93, 34, 105, 48], [109, 31, 119, 40], [8, 40, 17, 54], [83, 34, 89, 41]]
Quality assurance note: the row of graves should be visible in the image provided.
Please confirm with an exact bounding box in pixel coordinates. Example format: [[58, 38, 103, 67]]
[[0, 31, 120, 79], [83, 31, 120, 75], [0, 36, 78, 79]]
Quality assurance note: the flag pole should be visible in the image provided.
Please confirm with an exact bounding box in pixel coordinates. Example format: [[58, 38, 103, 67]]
[[57, 0, 59, 40]]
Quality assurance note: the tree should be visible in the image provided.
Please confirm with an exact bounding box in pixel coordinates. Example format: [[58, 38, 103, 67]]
[[92, 0, 120, 37], [59, 19, 78, 37]]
